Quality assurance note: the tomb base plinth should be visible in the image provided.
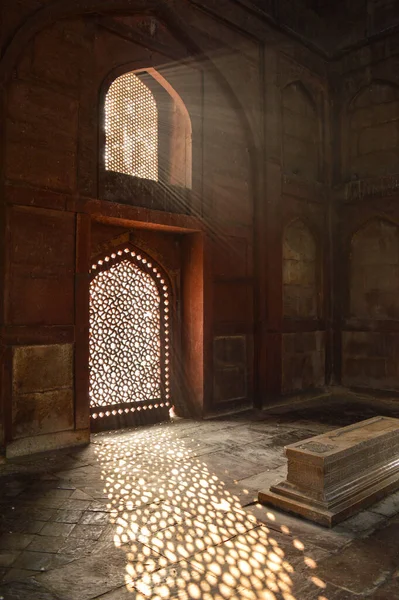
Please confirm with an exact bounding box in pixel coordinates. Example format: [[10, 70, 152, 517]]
[[258, 416, 399, 527]]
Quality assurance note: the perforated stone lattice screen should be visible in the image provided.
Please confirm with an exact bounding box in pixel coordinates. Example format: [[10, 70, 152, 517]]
[[105, 72, 158, 181], [89, 249, 170, 421]]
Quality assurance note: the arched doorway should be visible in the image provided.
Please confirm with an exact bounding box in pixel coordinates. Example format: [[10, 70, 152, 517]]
[[89, 246, 171, 432]]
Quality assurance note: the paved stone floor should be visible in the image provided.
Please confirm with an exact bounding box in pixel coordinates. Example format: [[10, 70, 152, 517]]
[[1, 395, 399, 599]]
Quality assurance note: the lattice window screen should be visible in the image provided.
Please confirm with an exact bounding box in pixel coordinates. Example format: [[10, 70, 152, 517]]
[[89, 249, 171, 418], [105, 72, 158, 181]]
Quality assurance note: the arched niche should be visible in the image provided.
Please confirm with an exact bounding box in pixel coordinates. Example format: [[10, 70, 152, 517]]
[[282, 81, 319, 182], [346, 81, 399, 181], [103, 67, 192, 189], [283, 219, 319, 318], [350, 218, 399, 319]]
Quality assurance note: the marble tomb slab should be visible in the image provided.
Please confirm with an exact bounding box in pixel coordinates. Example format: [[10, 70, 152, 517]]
[[258, 416, 399, 527]]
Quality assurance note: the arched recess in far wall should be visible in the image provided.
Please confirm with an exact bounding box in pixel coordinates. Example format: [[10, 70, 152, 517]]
[[349, 217, 399, 320], [343, 81, 399, 182], [282, 81, 320, 182], [282, 218, 320, 319]]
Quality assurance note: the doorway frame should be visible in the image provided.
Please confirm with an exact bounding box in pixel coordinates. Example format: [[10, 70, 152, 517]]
[[88, 243, 173, 432], [74, 207, 209, 434]]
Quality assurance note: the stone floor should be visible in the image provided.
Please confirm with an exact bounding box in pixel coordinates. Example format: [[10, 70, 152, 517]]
[[1, 395, 399, 599]]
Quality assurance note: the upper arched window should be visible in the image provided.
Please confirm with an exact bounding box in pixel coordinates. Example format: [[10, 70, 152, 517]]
[[105, 71, 158, 182]]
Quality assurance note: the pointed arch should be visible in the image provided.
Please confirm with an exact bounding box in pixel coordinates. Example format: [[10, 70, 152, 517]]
[[89, 244, 172, 430]]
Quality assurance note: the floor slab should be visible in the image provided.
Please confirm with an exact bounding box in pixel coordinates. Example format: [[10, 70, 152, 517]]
[[1, 398, 399, 599]]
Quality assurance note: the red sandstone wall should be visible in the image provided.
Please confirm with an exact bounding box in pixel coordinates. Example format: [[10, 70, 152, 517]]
[[0, 1, 264, 452], [2, 0, 376, 454]]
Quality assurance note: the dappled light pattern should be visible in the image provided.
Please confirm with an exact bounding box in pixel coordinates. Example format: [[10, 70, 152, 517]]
[[93, 426, 325, 598], [89, 249, 170, 418]]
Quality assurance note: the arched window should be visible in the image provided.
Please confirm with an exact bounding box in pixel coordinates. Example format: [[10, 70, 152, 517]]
[[105, 72, 158, 181]]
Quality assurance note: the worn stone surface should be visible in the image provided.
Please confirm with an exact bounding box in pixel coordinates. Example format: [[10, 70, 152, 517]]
[[0, 578, 60, 600], [315, 521, 399, 595], [0, 407, 399, 598], [282, 331, 325, 394], [13, 344, 73, 394], [282, 82, 319, 182], [371, 575, 399, 599], [283, 219, 318, 318], [213, 335, 248, 404], [11, 344, 75, 441], [347, 84, 399, 181]]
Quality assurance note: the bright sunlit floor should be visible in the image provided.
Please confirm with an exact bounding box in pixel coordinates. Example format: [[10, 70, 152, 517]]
[[1, 400, 399, 599]]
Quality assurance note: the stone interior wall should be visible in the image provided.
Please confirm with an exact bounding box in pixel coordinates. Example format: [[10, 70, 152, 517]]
[[2, 0, 399, 452], [12, 345, 74, 439], [282, 219, 324, 393], [282, 82, 319, 182], [0, 0, 259, 451], [283, 220, 318, 319], [334, 28, 399, 393], [350, 219, 399, 320], [247, 0, 399, 54], [278, 58, 327, 395], [282, 332, 325, 394], [6, 207, 76, 442], [213, 336, 248, 405], [342, 331, 399, 391], [346, 82, 399, 181], [343, 219, 399, 390]]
